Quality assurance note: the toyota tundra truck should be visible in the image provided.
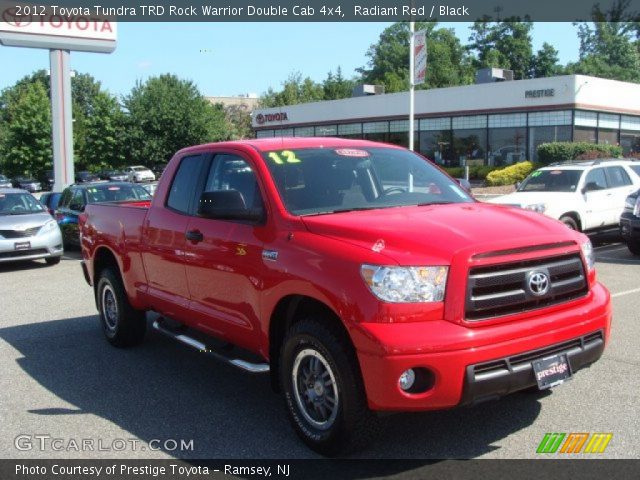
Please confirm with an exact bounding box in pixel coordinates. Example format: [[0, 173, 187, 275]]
[[79, 138, 611, 455]]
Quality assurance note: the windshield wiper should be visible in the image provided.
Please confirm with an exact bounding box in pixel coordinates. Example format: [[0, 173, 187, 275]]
[[415, 201, 457, 206], [302, 206, 379, 216]]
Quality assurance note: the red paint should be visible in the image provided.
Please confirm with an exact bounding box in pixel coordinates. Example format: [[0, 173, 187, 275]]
[[79, 138, 611, 411]]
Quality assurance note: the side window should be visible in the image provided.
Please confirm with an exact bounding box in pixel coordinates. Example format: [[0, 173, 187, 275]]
[[204, 154, 264, 210], [606, 166, 632, 188], [584, 168, 608, 190], [58, 189, 71, 208], [167, 155, 206, 214], [69, 190, 85, 210]]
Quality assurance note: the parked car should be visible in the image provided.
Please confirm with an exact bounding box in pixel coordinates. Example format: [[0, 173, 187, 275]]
[[79, 138, 610, 455], [141, 181, 158, 196], [39, 191, 63, 216], [11, 176, 42, 192], [56, 182, 151, 247], [488, 159, 640, 231], [125, 165, 156, 183], [0, 188, 63, 265], [0, 174, 12, 189], [620, 188, 640, 255], [97, 169, 129, 182], [40, 170, 55, 191], [75, 171, 100, 184], [149, 163, 167, 179]]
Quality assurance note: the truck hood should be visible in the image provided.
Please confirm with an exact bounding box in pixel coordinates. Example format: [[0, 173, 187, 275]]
[[301, 203, 577, 265]]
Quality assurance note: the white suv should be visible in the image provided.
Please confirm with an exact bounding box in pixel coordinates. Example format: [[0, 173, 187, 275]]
[[125, 165, 156, 183], [489, 159, 640, 231]]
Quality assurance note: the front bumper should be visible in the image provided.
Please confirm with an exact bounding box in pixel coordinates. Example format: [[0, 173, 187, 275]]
[[355, 282, 611, 411], [620, 213, 640, 242], [0, 227, 63, 263]]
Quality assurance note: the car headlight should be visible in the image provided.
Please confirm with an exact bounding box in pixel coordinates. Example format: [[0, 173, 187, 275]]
[[360, 264, 448, 303], [524, 203, 546, 214], [40, 220, 59, 233], [580, 239, 595, 272]]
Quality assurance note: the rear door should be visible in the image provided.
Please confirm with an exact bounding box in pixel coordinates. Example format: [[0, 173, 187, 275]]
[[580, 167, 610, 229], [183, 151, 268, 352], [604, 166, 637, 225], [141, 154, 209, 321]]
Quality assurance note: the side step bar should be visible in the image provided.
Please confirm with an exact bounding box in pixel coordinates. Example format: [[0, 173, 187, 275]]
[[152, 320, 270, 374]]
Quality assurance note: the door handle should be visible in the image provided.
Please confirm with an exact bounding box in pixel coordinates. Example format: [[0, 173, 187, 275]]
[[185, 230, 204, 243]]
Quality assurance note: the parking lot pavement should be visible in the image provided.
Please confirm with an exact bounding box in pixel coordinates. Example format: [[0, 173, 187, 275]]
[[0, 242, 638, 460]]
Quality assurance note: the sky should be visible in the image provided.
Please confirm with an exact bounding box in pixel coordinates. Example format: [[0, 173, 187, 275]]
[[0, 22, 580, 98]]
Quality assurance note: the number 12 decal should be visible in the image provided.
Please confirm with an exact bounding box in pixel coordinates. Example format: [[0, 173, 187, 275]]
[[268, 151, 301, 164]]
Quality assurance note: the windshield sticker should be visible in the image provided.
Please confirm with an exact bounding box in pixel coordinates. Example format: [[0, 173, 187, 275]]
[[550, 170, 563, 175], [268, 150, 301, 164], [372, 239, 385, 253], [530, 171, 542, 178], [335, 148, 369, 157], [108, 187, 121, 191]]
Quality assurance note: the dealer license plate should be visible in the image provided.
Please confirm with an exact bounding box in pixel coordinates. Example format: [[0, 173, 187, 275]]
[[532, 353, 572, 390], [14, 241, 31, 251]]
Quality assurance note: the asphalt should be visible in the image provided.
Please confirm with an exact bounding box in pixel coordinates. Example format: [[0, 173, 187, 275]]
[[0, 235, 638, 460]]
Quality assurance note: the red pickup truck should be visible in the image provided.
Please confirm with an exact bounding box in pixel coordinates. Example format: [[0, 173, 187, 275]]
[[79, 138, 611, 455]]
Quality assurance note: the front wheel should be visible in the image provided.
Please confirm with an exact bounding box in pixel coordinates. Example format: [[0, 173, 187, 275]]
[[560, 215, 579, 231], [280, 317, 379, 456], [96, 267, 146, 347], [45, 257, 61, 266]]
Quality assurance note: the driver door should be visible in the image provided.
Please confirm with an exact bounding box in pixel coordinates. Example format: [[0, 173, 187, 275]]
[[581, 167, 610, 230]]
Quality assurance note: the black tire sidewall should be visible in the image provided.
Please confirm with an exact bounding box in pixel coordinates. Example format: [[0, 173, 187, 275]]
[[560, 216, 578, 231], [281, 332, 349, 451], [96, 270, 125, 341]]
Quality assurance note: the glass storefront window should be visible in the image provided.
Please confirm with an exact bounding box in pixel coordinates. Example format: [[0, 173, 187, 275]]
[[488, 127, 527, 166], [338, 123, 362, 136], [276, 128, 294, 136], [315, 125, 337, 136], [528, 110, 572, 126], [452, 128, 486, 166], [256, 130, 274, 138], [621, 131, 640, 155], [419, 130, 453, 165], [294, 126, 314, 137], [574, 126, 596, 143], [598, 128, 618, 146], [529, 126, 572, 162], [575, 111, 598, 127]]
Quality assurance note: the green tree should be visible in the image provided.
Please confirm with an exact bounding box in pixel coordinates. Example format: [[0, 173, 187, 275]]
[[358, 22, 474, 92], [222, 103, 254, 140], [123, 74, 228, 164], [260, 72, 325, 107], [79, 91, 126, 170], [531, 42, 561, 77], [322, 67, 356, 100], [468, 19, 538, 80], [0, 81, 52, 177], [566, 1, 640, 82]]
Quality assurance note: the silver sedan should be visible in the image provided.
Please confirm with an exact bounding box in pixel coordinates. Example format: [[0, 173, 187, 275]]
[[0, 189, 63, 265]]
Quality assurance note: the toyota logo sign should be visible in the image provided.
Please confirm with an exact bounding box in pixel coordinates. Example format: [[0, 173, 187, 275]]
[[2, 7, 31, 27], [527, 271, 550, 297]]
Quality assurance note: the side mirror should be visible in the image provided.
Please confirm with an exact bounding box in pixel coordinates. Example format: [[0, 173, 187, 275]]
[[197, 190, 263, 222], [455, 178, 472, 192]]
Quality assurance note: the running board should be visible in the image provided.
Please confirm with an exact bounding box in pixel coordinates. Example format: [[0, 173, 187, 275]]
[[152, 320, 270, 374]]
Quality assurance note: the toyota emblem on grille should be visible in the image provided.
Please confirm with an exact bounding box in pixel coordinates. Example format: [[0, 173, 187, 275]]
[[528, 271, 550, 296]]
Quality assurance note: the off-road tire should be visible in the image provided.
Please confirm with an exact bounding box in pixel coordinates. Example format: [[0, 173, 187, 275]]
[[96, 267, 146, 347], [280, 316, 379, 456]]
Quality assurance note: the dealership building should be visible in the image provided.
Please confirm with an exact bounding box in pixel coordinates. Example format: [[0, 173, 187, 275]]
[[252, 74, 640, 166]]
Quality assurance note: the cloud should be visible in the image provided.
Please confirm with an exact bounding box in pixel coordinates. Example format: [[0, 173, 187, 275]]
[[137, 60, 152, 69]]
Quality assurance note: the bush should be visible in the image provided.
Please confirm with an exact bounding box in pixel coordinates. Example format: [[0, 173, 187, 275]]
[[442, 165, 500, 180], [442, 167, 464, 178], [624, 151, 640, 159], [486, 161, 537, 186], [537, 142, 623, 163]]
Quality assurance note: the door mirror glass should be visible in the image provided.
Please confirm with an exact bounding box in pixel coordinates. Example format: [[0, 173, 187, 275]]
[[582, 181, 601, 193]]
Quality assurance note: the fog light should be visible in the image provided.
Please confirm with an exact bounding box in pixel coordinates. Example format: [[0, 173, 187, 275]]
[[399, 369, 416, 391]]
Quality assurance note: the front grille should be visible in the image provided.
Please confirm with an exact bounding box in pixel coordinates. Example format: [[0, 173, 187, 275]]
[[466, 253, 588, 320], [0, 248, 47, 259], [472, 331, 604, 380], [0, 226, 41, 238]]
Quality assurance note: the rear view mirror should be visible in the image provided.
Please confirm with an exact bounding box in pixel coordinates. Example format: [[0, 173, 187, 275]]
[[198, 190, 263, 222]]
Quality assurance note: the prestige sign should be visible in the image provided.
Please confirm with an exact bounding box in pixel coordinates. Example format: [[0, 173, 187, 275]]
[[0, 2, 117, 52]]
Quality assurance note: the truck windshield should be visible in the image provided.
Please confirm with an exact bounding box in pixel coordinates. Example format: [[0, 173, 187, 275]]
[[518, 169, 582, 192], [263, 147, 473, 216]]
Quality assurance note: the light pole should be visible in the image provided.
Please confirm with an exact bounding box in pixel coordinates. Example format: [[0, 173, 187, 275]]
[[409, 21, 415, 151]]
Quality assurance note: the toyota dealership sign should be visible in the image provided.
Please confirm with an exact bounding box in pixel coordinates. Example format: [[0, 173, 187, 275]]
[[0, 2, 117, 52]]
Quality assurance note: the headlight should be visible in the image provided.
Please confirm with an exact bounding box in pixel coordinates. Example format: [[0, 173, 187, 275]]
[[580, 239, 595, 272], [524, 203, 546, 214], [40, 220, 59, 233], [360, 264, 448, 303]]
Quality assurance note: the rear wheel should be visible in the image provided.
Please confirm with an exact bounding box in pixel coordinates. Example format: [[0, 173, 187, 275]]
[[560, 215, 579, 231], [280, 316, 379, 456], [96, 267, 146, 347], [627, 239, 640, 256]]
